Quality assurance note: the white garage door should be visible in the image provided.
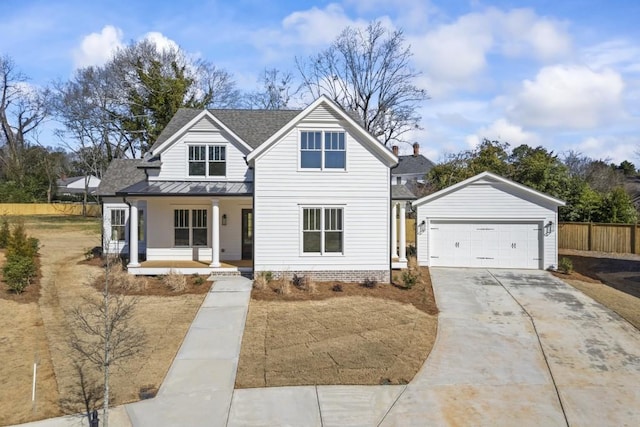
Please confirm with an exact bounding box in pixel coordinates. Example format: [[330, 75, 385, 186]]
[[429, 221, 541, 269]]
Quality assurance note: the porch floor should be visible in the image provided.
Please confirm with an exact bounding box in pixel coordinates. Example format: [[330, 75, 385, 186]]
[[128, 259, 253, 276]]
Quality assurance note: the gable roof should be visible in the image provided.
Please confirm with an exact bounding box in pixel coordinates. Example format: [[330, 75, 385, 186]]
[[412, 171, 566, 208], [393, 154, 436, 175], [148, 108, 302, 155], [391, 184, 416, 200], [97, 159, 147, 196], [246, 95, 397, 167]]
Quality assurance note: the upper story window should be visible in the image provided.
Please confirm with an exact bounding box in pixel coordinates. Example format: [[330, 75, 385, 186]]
[[300, 131, 345, 170], [188, 145, 226, 177]]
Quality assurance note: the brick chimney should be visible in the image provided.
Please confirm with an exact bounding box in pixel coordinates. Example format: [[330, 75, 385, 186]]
[[392, 145, 399, 156], [413, 142, 420, 157]]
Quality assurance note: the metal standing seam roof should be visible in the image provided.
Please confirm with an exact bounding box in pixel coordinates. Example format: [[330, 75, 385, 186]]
[[116, 180, 253, 197]]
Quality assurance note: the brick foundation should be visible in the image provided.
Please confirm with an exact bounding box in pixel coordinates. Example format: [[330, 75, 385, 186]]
[[260, 269, 390, 283]]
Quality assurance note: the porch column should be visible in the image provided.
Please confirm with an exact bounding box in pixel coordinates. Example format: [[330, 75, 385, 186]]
[[399, 202, 407, 262], [128, 201, 140, 267], [210, 199, 221, 267], [391, 202, 398, 259]]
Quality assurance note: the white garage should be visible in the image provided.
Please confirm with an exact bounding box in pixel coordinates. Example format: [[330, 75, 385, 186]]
[[413, 172, 565, 270]]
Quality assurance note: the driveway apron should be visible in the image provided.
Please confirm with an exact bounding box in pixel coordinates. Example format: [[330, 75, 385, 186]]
[[380, 268, 566, 426], [492, 269, 640, 426]]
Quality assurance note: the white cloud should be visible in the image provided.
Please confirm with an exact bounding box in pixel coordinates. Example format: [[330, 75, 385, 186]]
[[582, 39, 640, 73], [142, 31, 180, 53], [571, 136, 639, 164], [73, 25, 123, 68], [409, 7, 571, 96], [281, 4, 364, 47], [466, 118, 540, 148], [507, 65, 625, 128]]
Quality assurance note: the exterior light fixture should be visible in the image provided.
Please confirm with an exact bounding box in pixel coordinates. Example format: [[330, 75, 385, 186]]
[[418, 220, 426, 234], [544, 220, 554, 235], [222, 214, 227, 226]]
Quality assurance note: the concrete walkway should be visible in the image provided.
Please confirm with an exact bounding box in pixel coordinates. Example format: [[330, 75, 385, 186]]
[[16, 269, 640, 426]]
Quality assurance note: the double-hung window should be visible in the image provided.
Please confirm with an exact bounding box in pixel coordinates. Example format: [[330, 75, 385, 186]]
[[188, 145, 226, 177], [174, 209, 208, 247], [300, 131, 345, 170], [110, 209, 126, 241], [302, 207, 343, 254]]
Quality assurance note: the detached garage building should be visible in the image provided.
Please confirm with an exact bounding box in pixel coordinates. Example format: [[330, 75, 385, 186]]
[[413, 172, 565, 270]]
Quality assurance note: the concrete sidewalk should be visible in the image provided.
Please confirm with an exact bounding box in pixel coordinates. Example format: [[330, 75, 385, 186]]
[[125, 276, 252, 427]]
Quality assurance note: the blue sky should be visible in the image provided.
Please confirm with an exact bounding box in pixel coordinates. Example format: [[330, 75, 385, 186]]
[[1, 0, 639, 164]]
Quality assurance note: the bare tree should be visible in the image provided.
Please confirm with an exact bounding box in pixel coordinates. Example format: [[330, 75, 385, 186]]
[[296, 21, 428, 145], [67, 254, 145, 427], [245, 68, 295, 109], [0, 55, 51, 183]]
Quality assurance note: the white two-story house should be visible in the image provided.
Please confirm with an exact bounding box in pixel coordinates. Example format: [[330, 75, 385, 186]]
[[98, 96, 398, 282]]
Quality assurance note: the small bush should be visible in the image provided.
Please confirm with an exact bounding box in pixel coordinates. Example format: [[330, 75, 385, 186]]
[[558, 257, 573, 274], [3, 255, 36, 293], [162, 269, 186, 292], [0, 217, 10, 249], [291, 274, 304, 288], [84, 247, 95, 261], [253, 273, 268, 290], [262, 271, 273, 282], [192, 274, 206, 286], [331, 283, 343, 292], [362, 278, 377, 289], [402, 270, 419, 289], [6, 222, 39, 259], [407, 255, 419, 271]]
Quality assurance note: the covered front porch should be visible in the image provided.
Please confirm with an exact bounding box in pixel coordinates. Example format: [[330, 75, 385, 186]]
[[117, 181, 254, 275]]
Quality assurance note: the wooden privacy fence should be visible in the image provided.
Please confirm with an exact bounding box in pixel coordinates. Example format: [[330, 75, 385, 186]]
[[558, 222, 640, 254], [0, 203, 101, 217]]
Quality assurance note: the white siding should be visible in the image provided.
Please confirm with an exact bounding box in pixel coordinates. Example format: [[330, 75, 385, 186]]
[[102, 198, 147, 255], [415, 180, 560, 269], [145, 197, 249, 262], [253, 115, 390, 273], [153, 116, 252, 182]]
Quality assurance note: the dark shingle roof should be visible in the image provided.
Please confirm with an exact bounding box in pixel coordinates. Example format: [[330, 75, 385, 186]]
[[212, 109, 301, 149], [149, 108, 302, 153], [391, 184, 416, 200], [393, 154, 436, 175], [97, 159, 147, 196]]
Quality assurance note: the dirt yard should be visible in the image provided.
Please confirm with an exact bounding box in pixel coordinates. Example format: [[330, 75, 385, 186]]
[[556, 249, 640, 329], [235, 269, 438, 388], [0, 216, 206, 426]]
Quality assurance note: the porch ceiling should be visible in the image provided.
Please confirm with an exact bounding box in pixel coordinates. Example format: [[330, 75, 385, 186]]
[[117, 180, 253, 197]]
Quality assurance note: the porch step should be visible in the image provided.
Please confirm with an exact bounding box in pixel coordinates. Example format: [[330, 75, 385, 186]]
[[207, 271, 242, 281]]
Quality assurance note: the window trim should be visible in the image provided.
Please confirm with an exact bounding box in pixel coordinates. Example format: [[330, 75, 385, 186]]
[[173, 208, 209, 247], [110, 208, 126, 242], [186, 143, 228, 179], [298, 130, 347, 171], [300, 206, 344, 256]]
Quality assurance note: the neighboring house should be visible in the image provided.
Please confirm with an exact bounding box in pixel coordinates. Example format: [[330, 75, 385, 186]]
[[413, 171, 565, 270], [56, 175, 101, 197], [391, 143, 435, 189], [97, 96, 398, 282]]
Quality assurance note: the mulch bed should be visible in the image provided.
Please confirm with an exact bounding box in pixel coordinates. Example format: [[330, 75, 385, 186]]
[[251, 267, 438, 315]]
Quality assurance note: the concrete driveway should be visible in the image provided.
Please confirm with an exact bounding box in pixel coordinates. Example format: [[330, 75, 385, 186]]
[[382, 268, 640, 426]]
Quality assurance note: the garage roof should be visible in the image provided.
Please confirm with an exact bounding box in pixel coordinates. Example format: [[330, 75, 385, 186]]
[[412, 171, 566, 207]]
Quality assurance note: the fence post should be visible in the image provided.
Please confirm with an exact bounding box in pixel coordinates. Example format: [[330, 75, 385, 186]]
[[632, 224, 638, 255], [588, 222, 594, 251]]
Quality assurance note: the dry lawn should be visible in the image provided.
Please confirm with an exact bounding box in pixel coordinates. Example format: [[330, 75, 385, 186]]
[[0, 216, 206, 426], [236, 268, 438, 388]]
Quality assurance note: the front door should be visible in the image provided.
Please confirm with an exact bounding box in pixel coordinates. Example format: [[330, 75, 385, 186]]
[[241, 209, 253, 260]]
